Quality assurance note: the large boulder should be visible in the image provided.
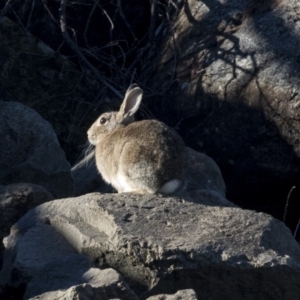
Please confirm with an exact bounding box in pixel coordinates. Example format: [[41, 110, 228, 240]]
[[1, 192, 300, 299], [147, 0, 300, 229], [24, 254, 138, 300], [185, 147, 226, 197], [0, 101, 73, 198], [0, 16, 102, 163], [146, 289, 197, 300], [0, 183, 54, 268]]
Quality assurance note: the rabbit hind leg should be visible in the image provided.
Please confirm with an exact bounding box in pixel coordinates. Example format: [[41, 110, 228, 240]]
[[115, 172, 156, 194]]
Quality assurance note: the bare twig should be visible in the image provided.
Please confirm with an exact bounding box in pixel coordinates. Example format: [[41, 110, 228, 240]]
[[81, 47, 109, 64], [148, 0, 158, 42], [174, 114, 198, 130], [102, 8, 114, 31], [11, 6, 26, 30], [26, 0, 35, 29], [168, 0, 180, 11], [283, 186, 296, 223], [42, 0, 59, 25], [117, 0, 137, 41], [83, 0, 99, 47], [95, 1, 114, 42], [129, 68, 136, 85], [59, 0, 122, 99], [1, 0, 13, 16], [294, 218, 300, 239], [125, 36, 149, 76]]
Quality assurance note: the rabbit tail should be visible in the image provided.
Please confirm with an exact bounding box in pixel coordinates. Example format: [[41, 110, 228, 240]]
[[159, 179, 185, 194]]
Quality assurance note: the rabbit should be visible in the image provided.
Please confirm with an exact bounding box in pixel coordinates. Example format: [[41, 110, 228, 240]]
[[87, 84, 187, 195]]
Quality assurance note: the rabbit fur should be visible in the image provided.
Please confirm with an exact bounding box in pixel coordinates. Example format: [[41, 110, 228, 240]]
[[87, 84, 187, 194]]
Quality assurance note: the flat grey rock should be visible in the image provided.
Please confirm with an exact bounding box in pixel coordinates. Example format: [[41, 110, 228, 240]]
[[0, 183, 54, 267], [1, 192, 300, 299], [146, 289, 197, 300], [25, 254, 138, 300], [1, 222, 76, 288]]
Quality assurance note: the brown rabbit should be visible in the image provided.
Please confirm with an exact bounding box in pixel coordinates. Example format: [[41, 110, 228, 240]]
[[87, 84, 186, 194]]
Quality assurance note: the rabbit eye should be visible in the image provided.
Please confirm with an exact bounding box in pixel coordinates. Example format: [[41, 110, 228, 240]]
[[99, 117, 107, 125]]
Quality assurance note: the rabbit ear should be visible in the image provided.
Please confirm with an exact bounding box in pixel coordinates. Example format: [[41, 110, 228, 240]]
[[125, 83, 140, 97], [117, 85, 143, 123]]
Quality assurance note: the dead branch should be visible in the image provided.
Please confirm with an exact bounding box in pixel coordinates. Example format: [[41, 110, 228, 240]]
[[83, 0, 99, 47], [0, 0, 13, 16], [148, 0, 158, 42], [117, 0, 137, 41], [42, 0, 59, 25], [59, 0, 123, 99], [25, 0, 35, 29]]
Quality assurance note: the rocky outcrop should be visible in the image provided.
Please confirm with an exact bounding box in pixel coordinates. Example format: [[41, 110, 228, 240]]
[[1, 4, 300, 300], [154, 0, 300, 155], [1, 4, 300, 237], [0, 101, 73, 198], [25, 254, 138, 300], [1, 192, 300, 299], [0, 183, 54, 268], [185, 147, 226, 197], [0, 16, 102, 163], [146, 289, 197, 300], [148, 0, 300, 225]]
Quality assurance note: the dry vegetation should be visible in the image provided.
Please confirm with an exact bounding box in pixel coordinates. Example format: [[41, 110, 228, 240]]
[[0, 0, 181, 100]]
